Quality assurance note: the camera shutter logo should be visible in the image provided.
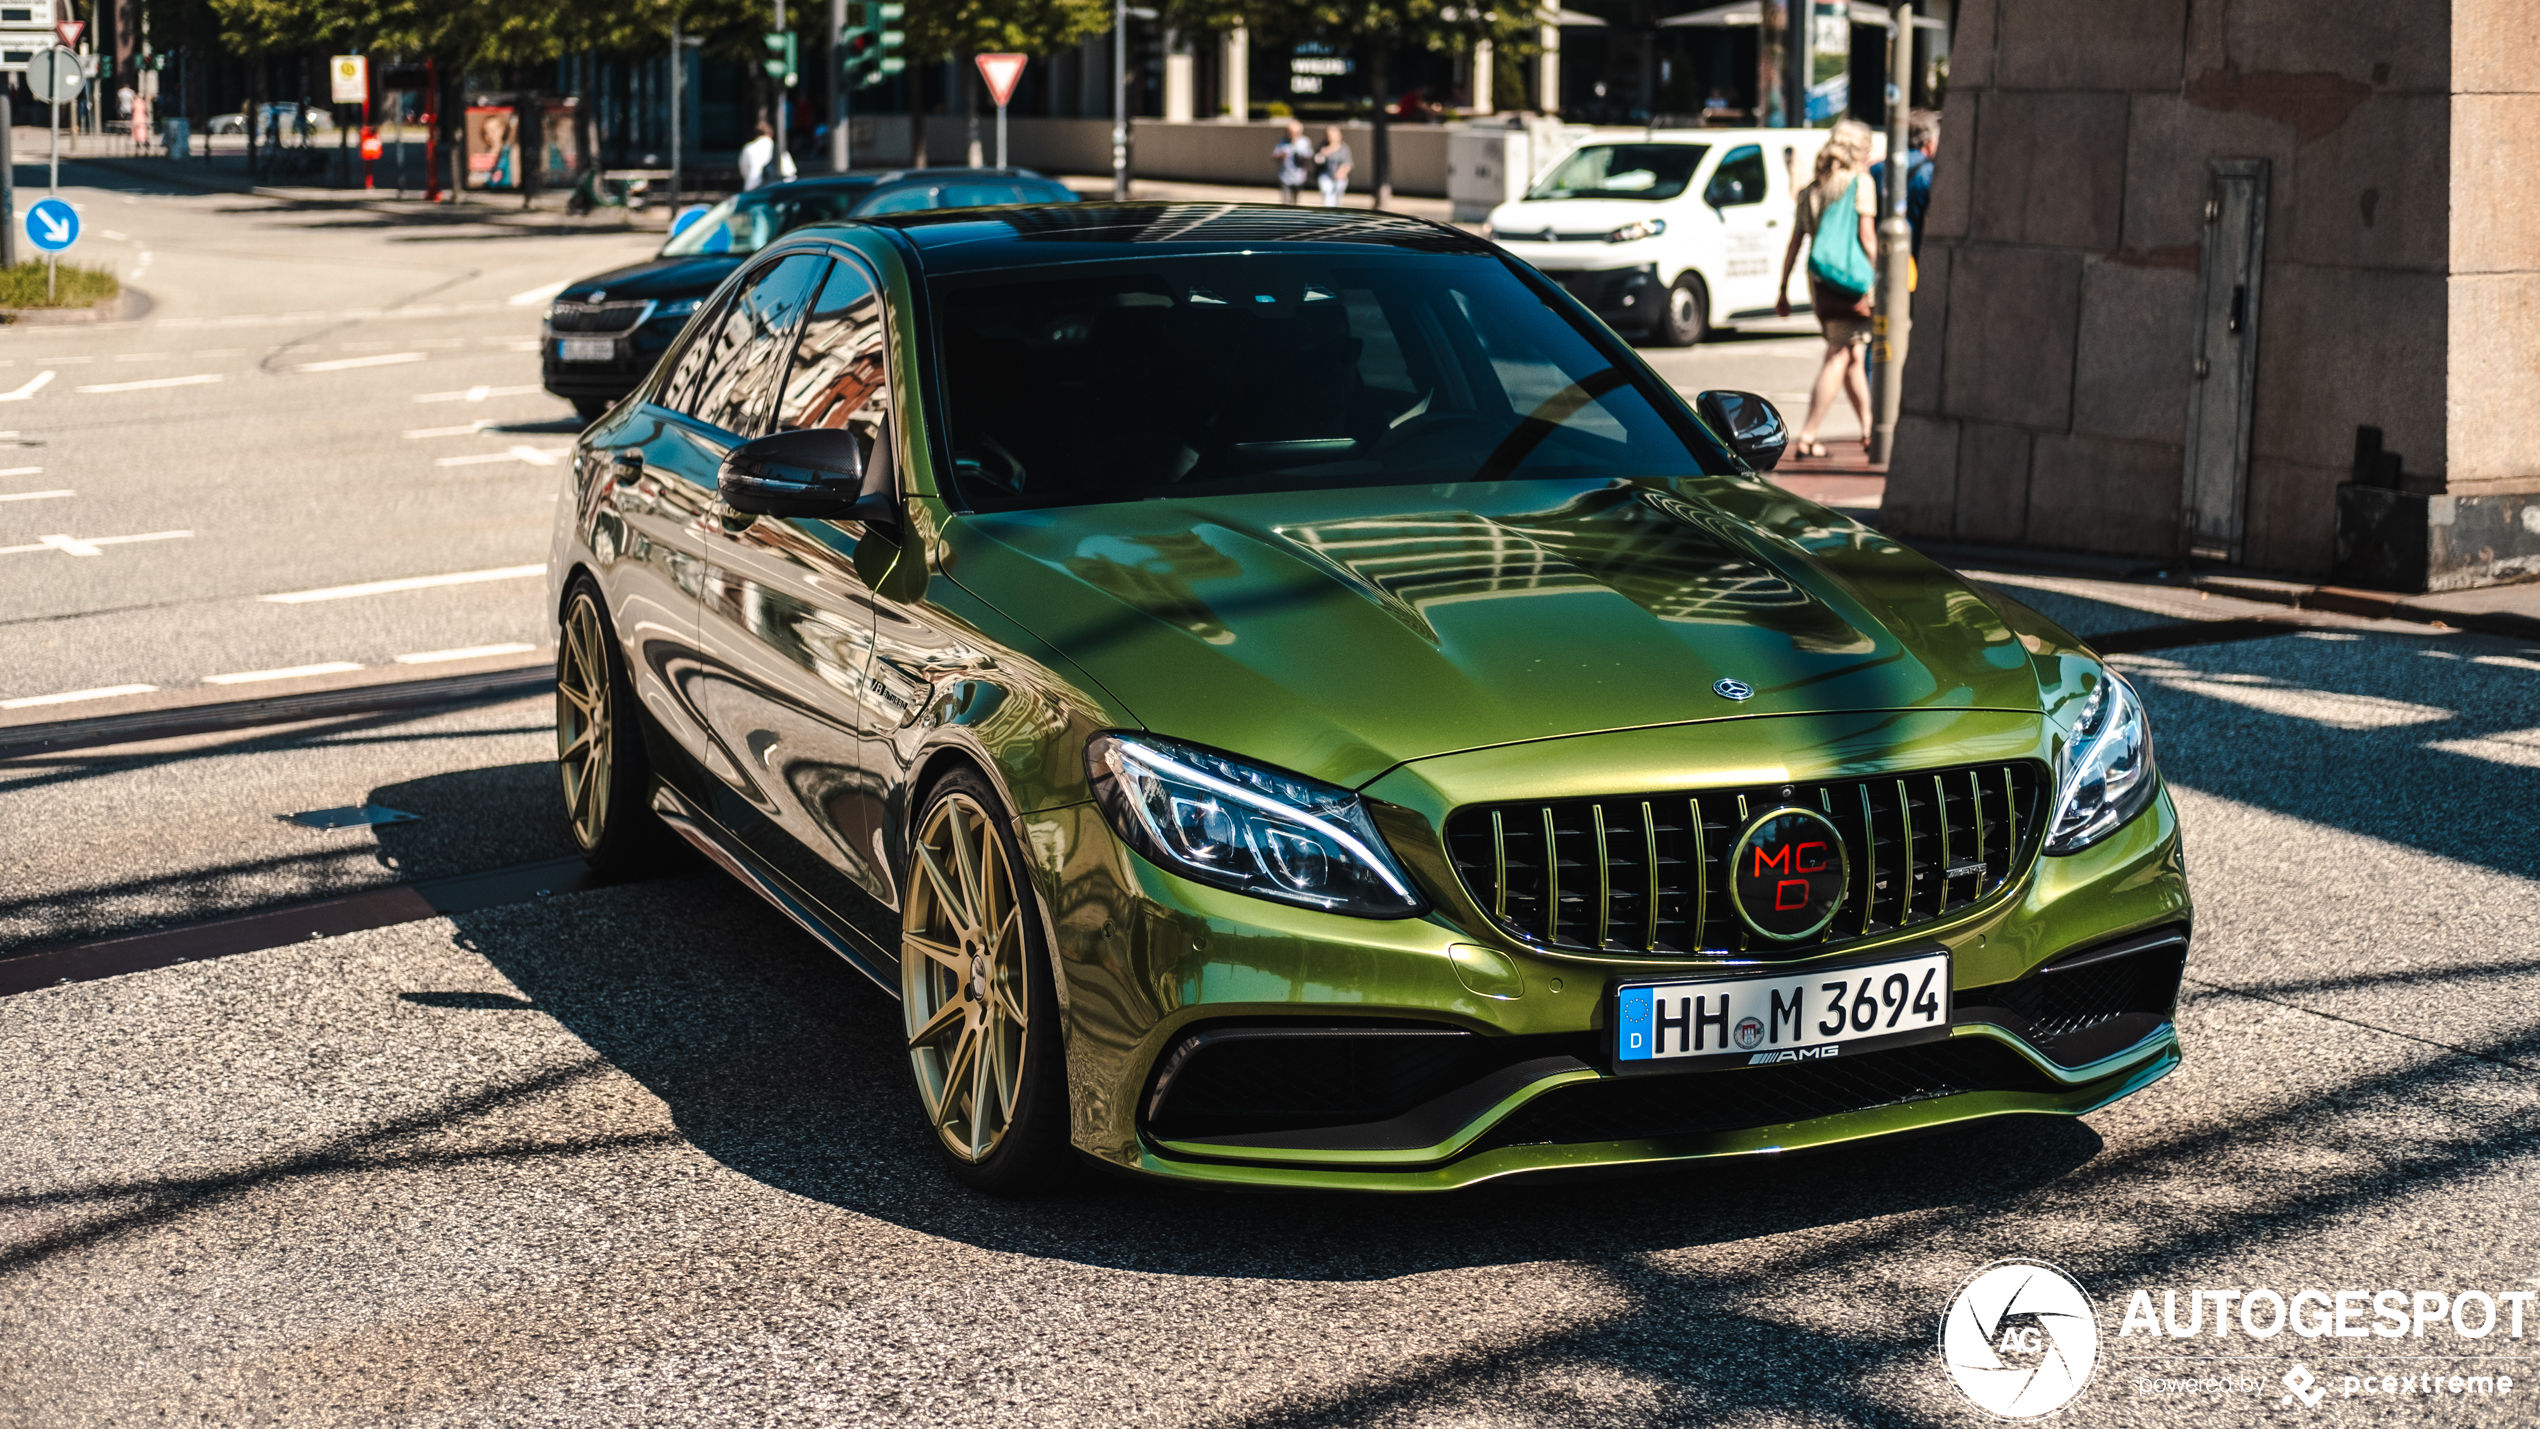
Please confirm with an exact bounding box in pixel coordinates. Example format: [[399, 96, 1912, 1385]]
[[1939, 1260, 2100, 1418]]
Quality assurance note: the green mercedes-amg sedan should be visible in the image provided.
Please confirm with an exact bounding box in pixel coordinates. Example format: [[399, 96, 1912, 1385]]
[[548, 203, 2187, 1193]]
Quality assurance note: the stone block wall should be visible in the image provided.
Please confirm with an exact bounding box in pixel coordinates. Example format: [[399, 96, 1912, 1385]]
[[1889, 0, 2540, 583]]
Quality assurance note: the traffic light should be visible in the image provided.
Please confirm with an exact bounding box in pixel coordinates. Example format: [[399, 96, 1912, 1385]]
[[843, 2, 905, 89], [763, 31, 798, 87]]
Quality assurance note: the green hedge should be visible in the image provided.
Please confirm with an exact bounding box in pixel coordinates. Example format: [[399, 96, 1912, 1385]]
[[0, 260, 120, 309]]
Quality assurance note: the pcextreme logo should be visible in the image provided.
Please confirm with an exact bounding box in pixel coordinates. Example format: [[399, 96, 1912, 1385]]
[[1939, 1260, 2101, 1418]]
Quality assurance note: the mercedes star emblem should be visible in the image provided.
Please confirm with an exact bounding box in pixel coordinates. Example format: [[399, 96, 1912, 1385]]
[[1714, 678, 1755, 701]]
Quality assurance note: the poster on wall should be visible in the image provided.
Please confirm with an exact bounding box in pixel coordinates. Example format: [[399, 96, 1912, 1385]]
[[464, 99, 581, 189]]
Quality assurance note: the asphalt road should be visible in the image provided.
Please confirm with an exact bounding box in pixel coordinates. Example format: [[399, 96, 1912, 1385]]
[[6, 565, 2539, 1426], [0, 163, 656, 708]]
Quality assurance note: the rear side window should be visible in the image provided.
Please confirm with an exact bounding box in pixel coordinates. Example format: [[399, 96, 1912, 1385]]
[[1705, 146, 1766, 208], [858, 186, 939, 216], [660, 252, 829, 438]]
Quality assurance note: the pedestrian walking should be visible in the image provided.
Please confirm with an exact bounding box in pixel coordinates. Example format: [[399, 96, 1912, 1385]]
[[739, 121, 794, 191], [1315, 126, 1353, 208], [1868, 109, 1940, 257], [1273, 119, 1314, 204], [1773, 119, 1879, 459]]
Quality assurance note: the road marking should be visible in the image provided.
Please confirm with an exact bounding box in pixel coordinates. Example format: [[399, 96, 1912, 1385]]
[[194, 348, 247, 357], [204, 662, 366, 685], [415, 384, 544, 404], [404, 420, 492, 439], [0, 487, 69, 502], [297, 352, 427, 373], [99, 228, 129, 240], [260, 563, 547, 604], [0, 530, 193, 557], [436, 445, 570, 468], [509, 280, 571, 306], [0, 466, 49, 478], [113, 352, 170, 362], [75, 373, 223, 393], [0, 371, 56, 401], [395, 642, 539, 664], [0, 683, 158, 710], [155, 300, 509, 330]]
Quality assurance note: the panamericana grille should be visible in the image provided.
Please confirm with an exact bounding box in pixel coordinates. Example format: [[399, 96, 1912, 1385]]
[[546, 300, 653, 335], [1442, 761, 2048, 959]]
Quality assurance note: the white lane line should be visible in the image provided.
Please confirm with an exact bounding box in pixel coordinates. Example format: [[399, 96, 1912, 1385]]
[[0, 488, 70, 503], [260, 563, 547, 604], [154, 300, 510, 330], [0, 371, 56, 401], [415, 384, 544, 404], [194, 347, 247, 357], [99, 228, 129, 240], [395, 642, 539, 664], [297, 352, 427, 373], [75, 373, 223, 393], [0, 683, 159, 710], [404, 420, 492, 439], [113, 352, 171, 362], [0, 530, 194, 557], [204, 661, 366, 685], [509, 280, 571, 306], [0, 466, 49, 479], [436, 445, 569, 468]]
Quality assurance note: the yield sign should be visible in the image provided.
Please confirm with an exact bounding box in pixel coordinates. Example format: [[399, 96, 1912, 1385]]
[[975, 53, 1026, 109], [54, 19, 83, 47]]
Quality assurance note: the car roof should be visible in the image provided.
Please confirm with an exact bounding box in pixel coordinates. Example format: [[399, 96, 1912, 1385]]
[[851, 202, 1491, 273], [751, 167, 1057, 197]]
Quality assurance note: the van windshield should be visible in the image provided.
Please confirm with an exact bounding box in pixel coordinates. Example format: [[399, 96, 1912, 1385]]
[[928, 252, 1725, 511], [1525, 144, 1709, 202]]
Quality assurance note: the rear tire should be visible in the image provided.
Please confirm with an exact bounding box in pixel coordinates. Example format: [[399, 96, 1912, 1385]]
[[1653, 274, 1710, 348], [556, 580, 679, 877], [901, 768, 1075, 1194]]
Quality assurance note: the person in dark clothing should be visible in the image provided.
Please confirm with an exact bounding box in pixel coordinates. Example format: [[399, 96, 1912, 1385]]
[[1867, 109, 1940, 256]]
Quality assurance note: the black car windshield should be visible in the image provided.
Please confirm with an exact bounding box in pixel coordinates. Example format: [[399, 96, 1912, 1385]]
[[659, 186, 869, 257], [1524, 143, 1708, 201], [930, 253, 1724, 510]]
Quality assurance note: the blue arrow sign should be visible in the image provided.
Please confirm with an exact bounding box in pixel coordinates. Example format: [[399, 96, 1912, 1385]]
[[26, 197, 78, 253]]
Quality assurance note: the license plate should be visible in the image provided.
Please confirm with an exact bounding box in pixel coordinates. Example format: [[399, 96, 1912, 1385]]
[[1613, 948, 1952, 1073], [558, 337, 615, 363]]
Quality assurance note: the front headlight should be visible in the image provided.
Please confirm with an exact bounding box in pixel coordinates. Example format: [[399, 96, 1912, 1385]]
[[1605, 218, 1666, 244], [2044, 672, 2159, 855], [1086, 733, 1424, 917]]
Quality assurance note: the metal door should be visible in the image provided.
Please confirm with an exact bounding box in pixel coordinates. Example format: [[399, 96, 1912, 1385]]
[[2182, 159, 2269, 563]]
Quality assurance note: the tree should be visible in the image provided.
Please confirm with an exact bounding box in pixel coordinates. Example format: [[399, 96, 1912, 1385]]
[[1165, 0, 1539, 207]]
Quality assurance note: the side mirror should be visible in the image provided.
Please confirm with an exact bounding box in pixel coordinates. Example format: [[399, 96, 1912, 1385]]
[[1695, 389, 1787, 472], [718, 425, 901, 537]]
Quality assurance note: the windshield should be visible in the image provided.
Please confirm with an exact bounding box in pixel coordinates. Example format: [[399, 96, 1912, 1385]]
[[930, 253, 1724, 511], [1525, 143, 1709, 201], [659, 187, 868, 257]]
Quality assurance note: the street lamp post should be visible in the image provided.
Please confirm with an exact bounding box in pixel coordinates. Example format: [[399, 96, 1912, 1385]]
[[1111, 0, 1127, 199], [1869, 3, 1914, 466]]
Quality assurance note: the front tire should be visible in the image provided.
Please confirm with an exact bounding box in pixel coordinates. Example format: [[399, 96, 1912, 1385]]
[[1652, 273, 1710, 347], [556, 580, 677, 876], [902, 769, 1073, 1194]]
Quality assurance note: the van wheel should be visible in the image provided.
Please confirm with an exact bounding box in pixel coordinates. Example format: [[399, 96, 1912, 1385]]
[[1654, 275, 1710, 347]]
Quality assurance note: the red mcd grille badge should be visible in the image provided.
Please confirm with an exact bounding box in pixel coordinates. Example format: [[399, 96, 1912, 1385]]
[[1728, 806, 1851, 940]]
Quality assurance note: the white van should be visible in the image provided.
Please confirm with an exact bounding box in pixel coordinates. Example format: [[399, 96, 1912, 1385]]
[[1484, 128, 1836, 347]]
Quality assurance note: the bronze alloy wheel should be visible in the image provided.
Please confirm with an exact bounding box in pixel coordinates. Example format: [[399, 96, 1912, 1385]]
[[557, 592, 614, 853], [904, 787, 1034, 1166]]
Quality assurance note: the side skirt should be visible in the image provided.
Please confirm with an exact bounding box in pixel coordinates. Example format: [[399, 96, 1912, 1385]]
[[650, 781, 901, 996]]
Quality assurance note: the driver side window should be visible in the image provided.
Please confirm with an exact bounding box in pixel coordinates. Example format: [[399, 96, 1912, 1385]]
[[663, 252, 829, 438], [1706, 145, 1766, 208]]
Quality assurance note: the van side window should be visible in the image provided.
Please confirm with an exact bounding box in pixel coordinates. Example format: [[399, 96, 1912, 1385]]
[[1705, 146, 1767, 208]]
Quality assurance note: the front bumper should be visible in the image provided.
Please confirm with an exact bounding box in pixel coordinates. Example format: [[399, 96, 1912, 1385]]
[[540, 321, 683, 401], [1516, 262, 1663, 329], [1025, 711, 2192, 1190]]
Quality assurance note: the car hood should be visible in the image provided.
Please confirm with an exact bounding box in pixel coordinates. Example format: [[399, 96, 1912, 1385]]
[[944, 478, 2043, 791], [1491, 196, 1677, 235], [559, 254, 744, 303]]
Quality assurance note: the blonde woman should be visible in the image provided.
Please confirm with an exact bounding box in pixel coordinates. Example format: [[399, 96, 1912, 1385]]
[[1773, 120, 1879, 458]]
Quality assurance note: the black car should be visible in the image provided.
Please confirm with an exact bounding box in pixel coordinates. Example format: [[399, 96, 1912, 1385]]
[[542, 168, 1078, 418]]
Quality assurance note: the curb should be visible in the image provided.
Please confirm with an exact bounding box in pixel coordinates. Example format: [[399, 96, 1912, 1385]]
[[2188, 575, 2540, 644], [72, 155, 657, 233]]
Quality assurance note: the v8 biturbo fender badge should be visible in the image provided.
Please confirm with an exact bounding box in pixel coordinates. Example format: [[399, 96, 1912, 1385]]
[[1728, 805, 1850, 940]]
